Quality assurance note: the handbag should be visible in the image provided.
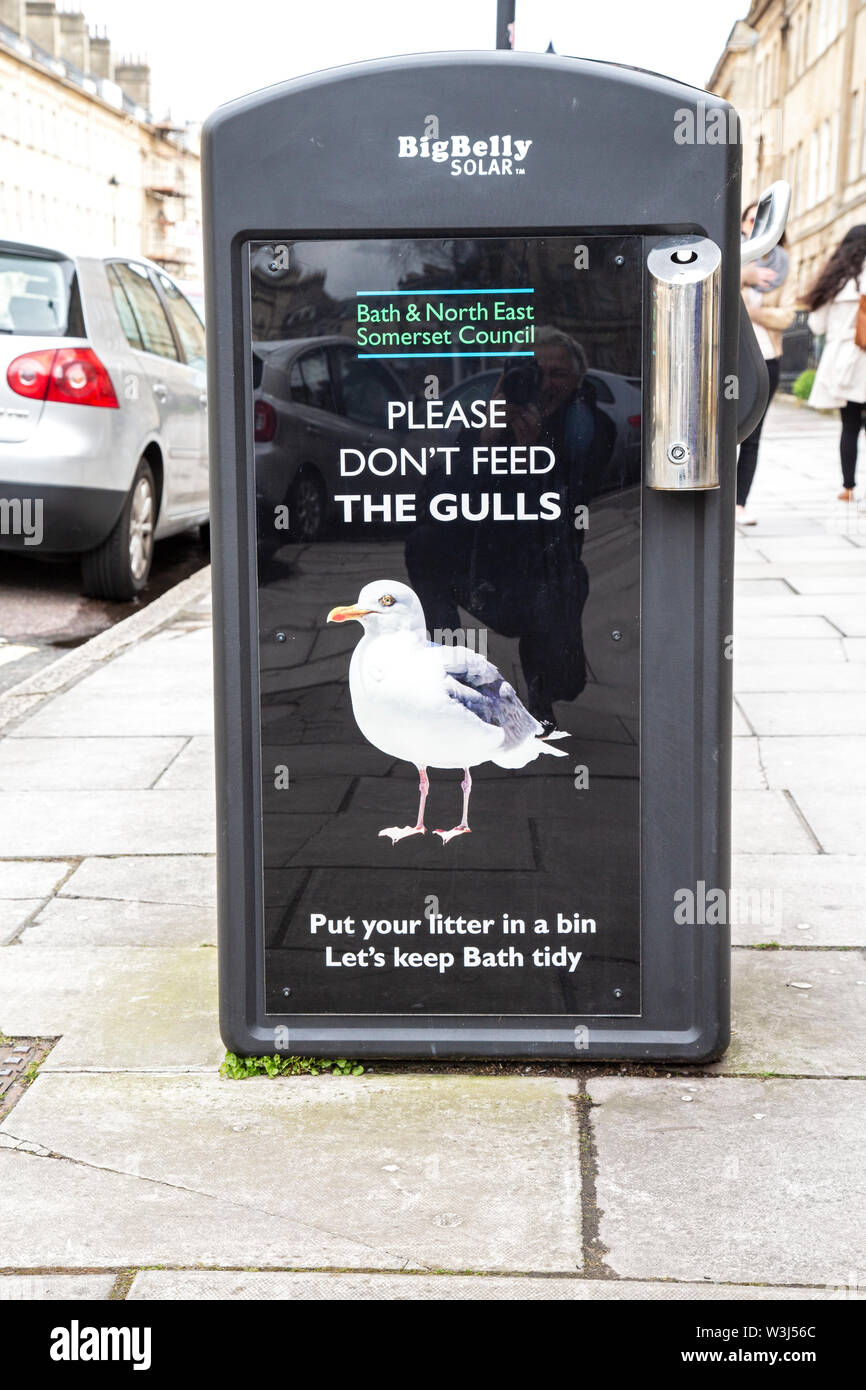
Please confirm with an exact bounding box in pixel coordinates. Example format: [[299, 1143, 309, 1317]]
[[856, 294, 866, 350]]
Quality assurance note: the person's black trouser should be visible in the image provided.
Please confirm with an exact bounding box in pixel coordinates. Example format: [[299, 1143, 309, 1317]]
[[736, 356, 780, 507], [840, 400, 866, 489]]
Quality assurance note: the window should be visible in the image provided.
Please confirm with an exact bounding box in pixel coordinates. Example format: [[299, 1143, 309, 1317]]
[[289, 349, 335, 412], [332, 347, 402, 428], [0, 251, 78, 336], [849, 91, 860, 181], [157, 273, 206, 369], [106, 264, 143, 350], [818, 119, 832, 201], [808, 129, 819, 206], [110, 261, 178, 359]]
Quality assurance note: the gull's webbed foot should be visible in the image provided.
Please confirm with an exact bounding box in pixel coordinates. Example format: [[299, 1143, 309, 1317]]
[[379, 825, 427, 844], [434, 825, 471, 844]]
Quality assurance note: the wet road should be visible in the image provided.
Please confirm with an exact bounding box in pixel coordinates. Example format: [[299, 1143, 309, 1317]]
[[0, 530, 209, 694]]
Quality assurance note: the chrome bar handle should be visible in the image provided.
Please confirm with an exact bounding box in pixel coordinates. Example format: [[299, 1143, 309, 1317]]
[[646, 237, 722, 491], [741, 180, 791, 267]]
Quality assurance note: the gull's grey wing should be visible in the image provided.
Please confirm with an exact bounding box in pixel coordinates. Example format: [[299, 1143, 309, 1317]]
[[433, 642, 542, 748]]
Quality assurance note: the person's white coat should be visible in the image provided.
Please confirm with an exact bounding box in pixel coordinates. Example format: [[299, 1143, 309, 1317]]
[[807, 267, 866, 408]]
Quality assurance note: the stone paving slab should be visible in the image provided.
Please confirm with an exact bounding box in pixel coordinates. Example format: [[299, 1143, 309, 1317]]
[[731, 854, 866, 946], [734, 663, 866, 691], [153, 736, 214, 790], [8, 632, 213, 740], [0, 1075, 581, 1273], [127, 1270, 847, 1300], [719, 949, 866, 1076], [0, 1274, 116, 1300], [789, 575, 866, 593], [734, 637, 847, 664], [0, 792, 216, 857], [733, 615, 841, 638], [0, 948, 221, 1070], [738, 694, 866, 738], [786, 790, 866, 854], [0, 899, 42, 945], [823, 610, 866, 637], [734, 594, 866, 617], [0, 1146, 375, 1269], [20, 898, 217, 949], [0, 860, 71, 898], [757, 736, 866, 790], [0, 737, 185, 792], [58, 855, 216, 907], [731, 739, 766, 789], [588, 1078, 866, 1286], [730, 791, 818, 855]]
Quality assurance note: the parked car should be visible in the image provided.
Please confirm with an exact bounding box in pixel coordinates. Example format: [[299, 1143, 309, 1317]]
[[252, 335, 409, 546], [0, 239, 209, 599]]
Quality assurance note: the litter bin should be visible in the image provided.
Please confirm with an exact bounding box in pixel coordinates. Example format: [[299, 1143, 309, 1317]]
[[202, 51, 788, 1061]]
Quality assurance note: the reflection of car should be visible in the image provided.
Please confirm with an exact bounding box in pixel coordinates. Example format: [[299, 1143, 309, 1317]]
[[440, 366, 642, 491], [252, 335, 409, 544], [0, 240, 209, 598]]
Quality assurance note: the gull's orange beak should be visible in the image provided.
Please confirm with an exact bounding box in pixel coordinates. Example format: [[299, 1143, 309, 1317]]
[[327, 604, 372, 624]]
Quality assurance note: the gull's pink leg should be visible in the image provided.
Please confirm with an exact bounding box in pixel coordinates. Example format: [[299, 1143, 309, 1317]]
[[379, 767, 429, 844], [435, 768, 472, 843]]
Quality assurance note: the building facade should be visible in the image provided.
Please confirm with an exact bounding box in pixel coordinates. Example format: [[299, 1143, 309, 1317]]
[[0, 1, 201, 281], [709, 0, 866, 299]]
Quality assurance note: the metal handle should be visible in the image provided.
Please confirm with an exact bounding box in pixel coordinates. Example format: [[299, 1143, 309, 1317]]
[[646, 237, 722, 492], [741, 180, 791, 267], [152, 382, 168, 401]]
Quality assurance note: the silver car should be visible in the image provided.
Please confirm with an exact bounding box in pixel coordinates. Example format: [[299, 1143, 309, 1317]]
[[0, 240, 209, 599]]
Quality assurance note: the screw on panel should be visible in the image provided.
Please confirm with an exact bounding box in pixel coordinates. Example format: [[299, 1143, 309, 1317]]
[[610, 630, 623, 642]]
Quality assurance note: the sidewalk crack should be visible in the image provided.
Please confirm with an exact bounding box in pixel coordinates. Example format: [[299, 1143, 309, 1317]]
[[0, 1130, 409, 1265]]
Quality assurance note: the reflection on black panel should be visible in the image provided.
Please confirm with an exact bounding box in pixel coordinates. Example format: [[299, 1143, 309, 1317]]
[[250, 236, 641, 1018]]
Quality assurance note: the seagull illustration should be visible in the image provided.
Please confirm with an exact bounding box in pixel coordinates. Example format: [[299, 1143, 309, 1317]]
[[327, 580, 568, 843]]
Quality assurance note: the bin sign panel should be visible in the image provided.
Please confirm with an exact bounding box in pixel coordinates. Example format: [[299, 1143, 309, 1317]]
[[250, 235, 641, 1018]]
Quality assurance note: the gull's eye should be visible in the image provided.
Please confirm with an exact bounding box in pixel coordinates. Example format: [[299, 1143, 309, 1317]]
[[379, 594, 396, 607]]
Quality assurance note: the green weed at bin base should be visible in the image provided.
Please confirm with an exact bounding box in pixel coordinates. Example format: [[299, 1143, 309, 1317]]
[[220, 1052, 364, 1079], [792, 369, 815, 401]]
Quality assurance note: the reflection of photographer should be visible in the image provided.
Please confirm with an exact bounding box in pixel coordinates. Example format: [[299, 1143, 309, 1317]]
[[406, 327, 615, 726]]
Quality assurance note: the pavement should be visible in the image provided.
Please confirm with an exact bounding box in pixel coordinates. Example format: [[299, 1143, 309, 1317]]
[[0, 529, 208, 695], [0, 394, 864, 1301]]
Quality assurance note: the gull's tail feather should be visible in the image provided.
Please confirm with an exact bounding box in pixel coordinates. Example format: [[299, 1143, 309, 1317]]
[[492, 731, 570, 767], [535, 738, 568, 757]]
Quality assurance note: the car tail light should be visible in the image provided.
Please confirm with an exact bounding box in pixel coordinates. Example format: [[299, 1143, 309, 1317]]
[[254, 398, 277, 442], [7, 348, 119, 408], [6, 349, 53, 399], [627, 413, 641, 429]]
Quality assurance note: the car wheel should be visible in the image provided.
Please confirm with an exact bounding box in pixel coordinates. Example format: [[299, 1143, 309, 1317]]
[[81, 459, 156, 600], [289, 468, 326, 542]]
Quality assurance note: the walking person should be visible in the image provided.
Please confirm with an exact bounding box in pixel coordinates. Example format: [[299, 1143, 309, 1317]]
[[737, 203, 793, 524], [803, 224, 866, 501]]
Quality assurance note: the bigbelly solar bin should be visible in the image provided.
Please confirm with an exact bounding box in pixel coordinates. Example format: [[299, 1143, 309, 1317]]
[[202, 51, 789, 1061]]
